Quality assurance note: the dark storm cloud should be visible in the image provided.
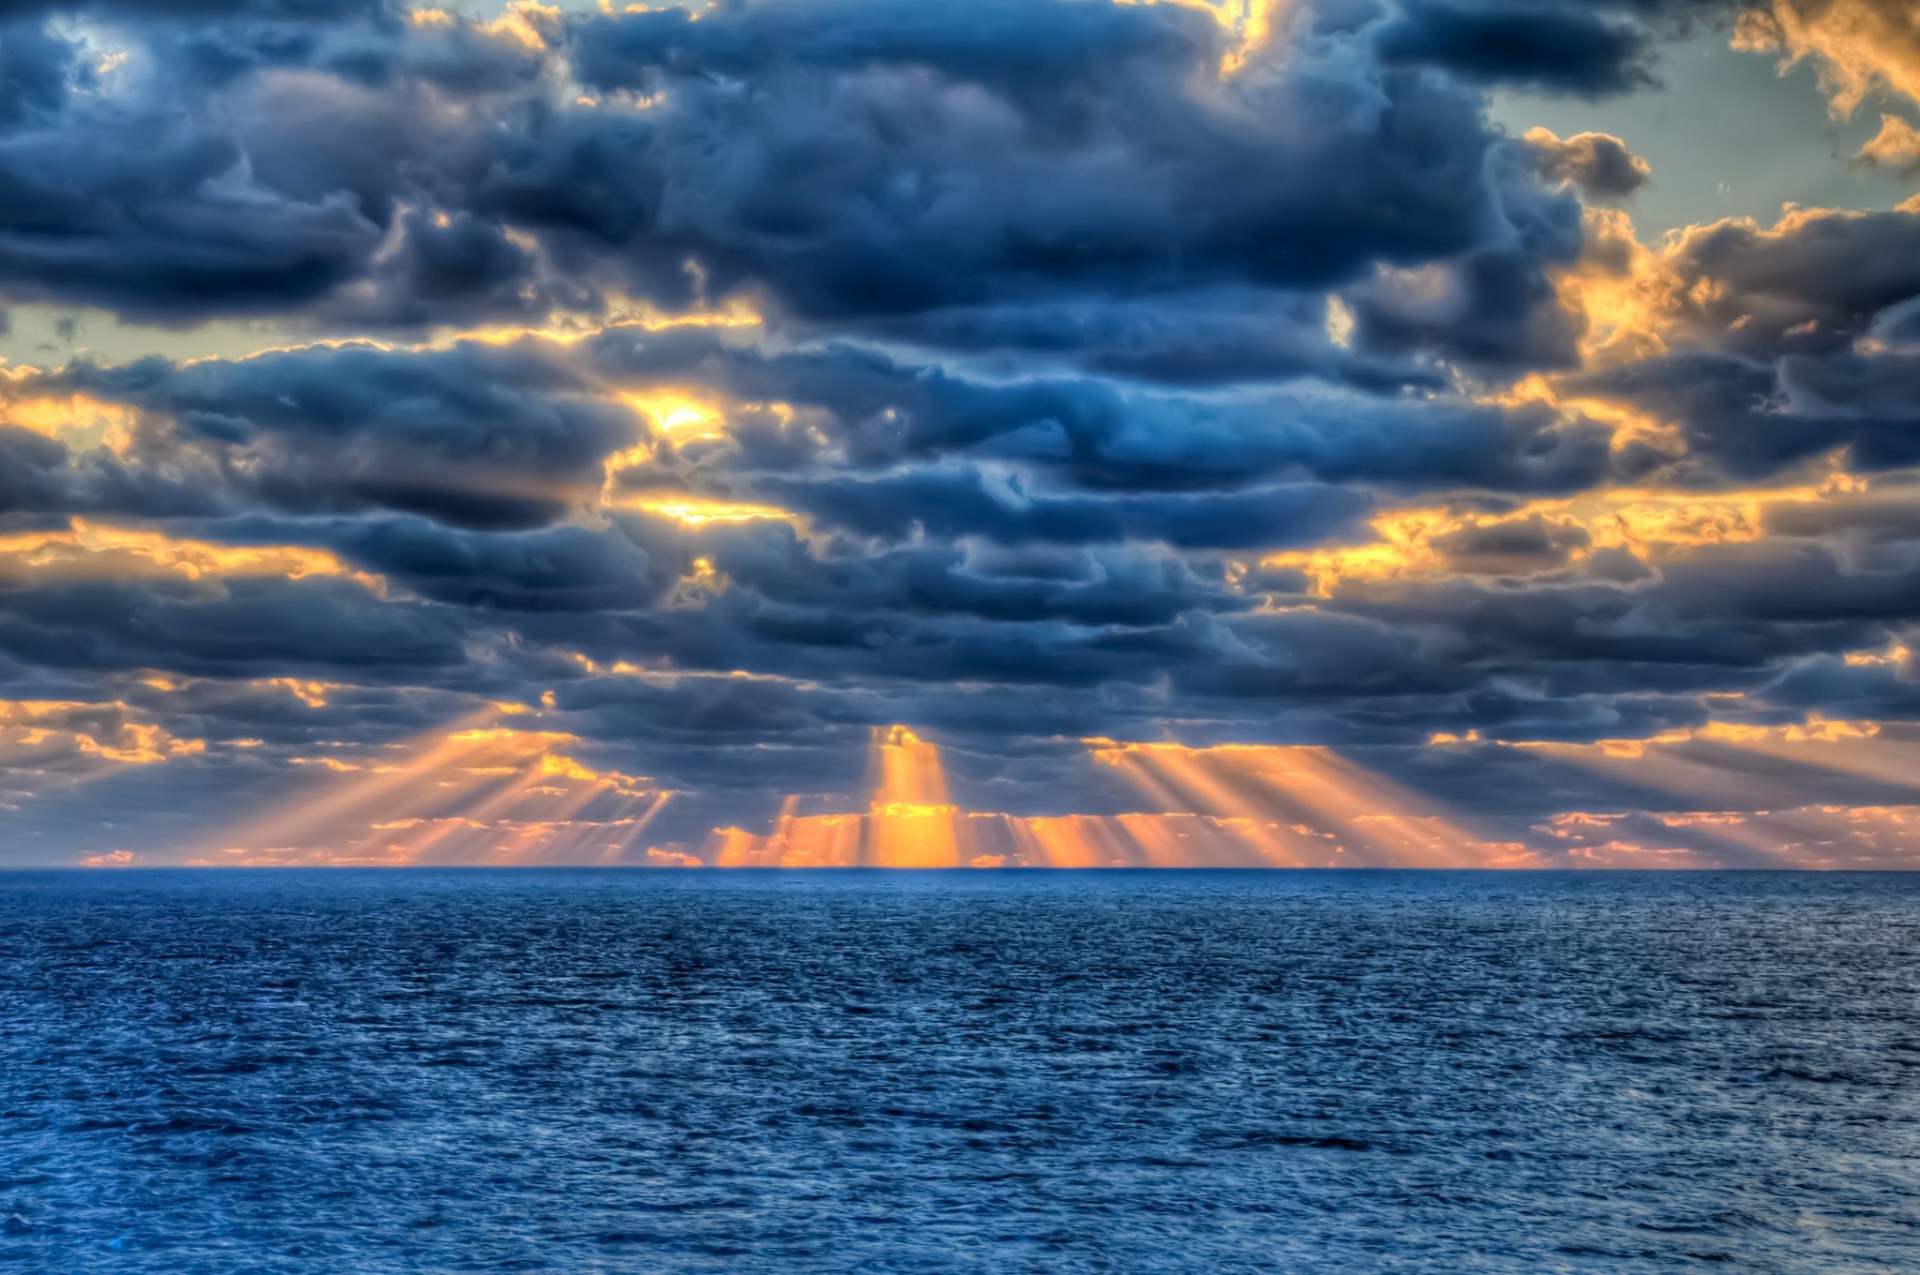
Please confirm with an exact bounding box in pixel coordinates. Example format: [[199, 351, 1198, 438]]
[[14, 322, 1615, 541], [0, 3, 411, 320], [313, 516, 676, 613], [701, 527, 1241, 628], [844, 291, 1439, 391], [1763, 481, 1920, 543], [0, 1, 396, 16], [0, 425, 228, 522], [1329, 571, 1870, 673], [557, 0, 1520, 324], [54, 341, 639, 527], [0, 574, 467, 678], [583, 327, 1614, 494], [1374, 1, 1658, 96], [1667, 209, 1920, 357], [1429, 513, 1592, 575], [1578, 347, 1920, 479], [0, 0, 1603, 345], [0, 17, 79, 124], [1346, 244, 1586, 374], [1342, 135, 1592, 373], [549, 672, 866, 744], [1178, 607, 1481, 701], [117, 671, 470, 744], [1276, 524, 1920, 741], [0, 1, 554, 325], [1763, 650, 1920, 720], [1558, 205, 1920, 481], [758, 467, 1372, 551], [1657, 539, 1920, 626]]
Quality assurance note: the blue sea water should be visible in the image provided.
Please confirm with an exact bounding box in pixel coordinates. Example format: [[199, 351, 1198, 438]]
[[1, 871, 1917, 1273]]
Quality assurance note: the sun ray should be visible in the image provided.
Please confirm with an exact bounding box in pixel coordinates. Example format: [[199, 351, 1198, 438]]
[[202, 709, 669, 866], [687, 728, 1503, 869]]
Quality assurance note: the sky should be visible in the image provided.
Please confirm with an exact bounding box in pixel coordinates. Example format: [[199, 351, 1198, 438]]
[[6, 0, 1920, 869]]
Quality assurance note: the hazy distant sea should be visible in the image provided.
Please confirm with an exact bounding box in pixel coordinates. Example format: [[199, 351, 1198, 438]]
[[1, 870, 1916, 1272]]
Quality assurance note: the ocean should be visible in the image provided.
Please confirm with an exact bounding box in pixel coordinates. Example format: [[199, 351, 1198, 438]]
[[1, 870, 1916, 1272]]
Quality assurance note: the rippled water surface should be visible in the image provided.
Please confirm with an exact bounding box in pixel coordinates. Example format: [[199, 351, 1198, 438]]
[[2, 871, 1919, 1272]]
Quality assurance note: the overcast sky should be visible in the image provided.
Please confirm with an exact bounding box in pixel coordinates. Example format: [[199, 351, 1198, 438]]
[[7, 0, 1920, 869]]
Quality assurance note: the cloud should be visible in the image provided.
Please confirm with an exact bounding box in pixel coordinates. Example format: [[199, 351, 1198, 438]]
[[1735, 0, 1920, 117], [322, 516, 673, 613], [79, 848, 139, 866], [1858, 112, 1920, 167], [0, 0, 1595, 347], [1523, 127, 1652, 199], [54, 339, 640, 528], [558, 0, 1526, 322], [1374, 0, 1658, 96], [759, 466, 1373, 550], [1547, 201, 1920, 480]]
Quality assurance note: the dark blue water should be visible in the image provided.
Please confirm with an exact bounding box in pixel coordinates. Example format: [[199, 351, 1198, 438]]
[[2, 871, 1918, 1272]]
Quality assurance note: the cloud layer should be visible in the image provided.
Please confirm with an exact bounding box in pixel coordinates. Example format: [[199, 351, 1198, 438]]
[[5, 0, 1920, 865]]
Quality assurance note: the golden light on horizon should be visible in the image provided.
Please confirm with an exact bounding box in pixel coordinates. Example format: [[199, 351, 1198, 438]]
[[1426, 716, 1920, 866], [1090, 742, 1489, 867], [697, 728, 1499, 868], [197, 710, 672, 866], [174, 718, 1920, 871]]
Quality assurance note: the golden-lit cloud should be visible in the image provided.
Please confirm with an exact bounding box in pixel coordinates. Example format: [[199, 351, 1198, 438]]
[[1549, 206, 1676, 368], [619, 494, 800, 527], [406, 1, 557, 50], [0, 700, 206, 774], [1121, 0, 1291, 75], [1735, 0, 1920, 119], [1258, 504, 1464, 596], [1551, 199, 1915, 375], [80, 849, 141, 868], [1859, 112, 1920, 167], [1, 388, 142, 454], [1846, 642, 1912, 668], [1522, 127, 1652, 198], [1254, 466, 1869, 598], [599, 388, 807, 528], [257, 678, 337, 708], [0, 521, 385, 593], [1499, 715, 1887, 763], [1217, 0, 1290, 75]]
